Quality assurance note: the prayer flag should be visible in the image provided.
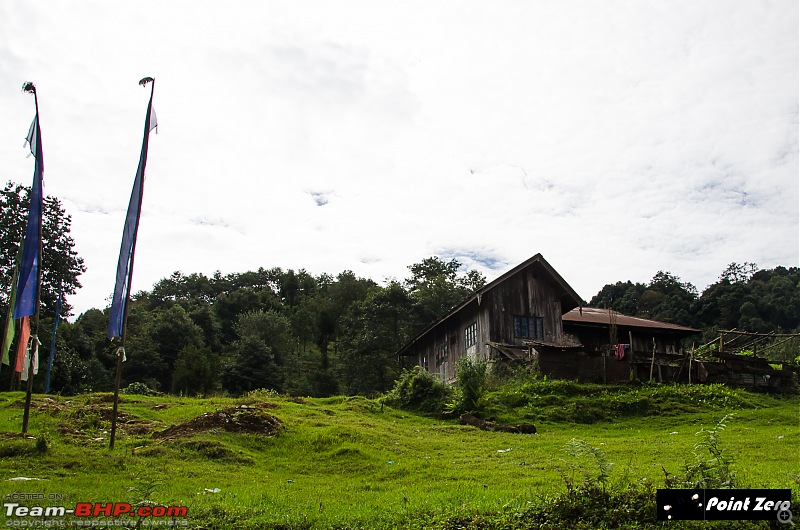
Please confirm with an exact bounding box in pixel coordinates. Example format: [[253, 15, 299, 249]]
[[44, 291, 63, 393], [13, 113, 43, 319], [1, 243, 24, 366], [14, 316, 30, 373], [108, 81, 157, 339]]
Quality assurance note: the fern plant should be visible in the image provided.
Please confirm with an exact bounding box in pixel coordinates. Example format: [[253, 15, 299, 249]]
[[663, 413, 737, 489], [558, 438, 614, 494]]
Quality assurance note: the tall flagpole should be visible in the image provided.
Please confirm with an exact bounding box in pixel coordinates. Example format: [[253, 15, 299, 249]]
[[19, 82, 44, 434], [109, 77, 156, 450]]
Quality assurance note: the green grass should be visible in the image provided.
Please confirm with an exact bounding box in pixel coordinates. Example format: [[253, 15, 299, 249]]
[[0, 382, 797, 529]]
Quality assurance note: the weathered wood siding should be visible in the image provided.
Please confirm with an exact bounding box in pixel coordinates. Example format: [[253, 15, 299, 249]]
[[485, 263, 564, 345], [411, 300, 492, 381]]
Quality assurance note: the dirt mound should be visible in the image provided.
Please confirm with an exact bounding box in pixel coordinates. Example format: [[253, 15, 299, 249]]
[[56, 406, 157, 441], [460, 413, 537, 434], [153, 405, 282, 439], [11, 396, 67, 412]]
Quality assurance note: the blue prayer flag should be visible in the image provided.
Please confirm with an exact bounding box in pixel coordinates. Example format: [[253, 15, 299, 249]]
[[13, 113, 44, 320], [108, 81, 157, 339]]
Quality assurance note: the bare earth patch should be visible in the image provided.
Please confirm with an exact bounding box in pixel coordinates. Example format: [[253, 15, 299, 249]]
[[10, 396, 67, 413], [153, 405, 282, 439]]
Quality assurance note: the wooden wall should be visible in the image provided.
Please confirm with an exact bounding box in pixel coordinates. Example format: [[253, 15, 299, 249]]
[[485, 262, 565, 345], [412, 301, 490, 381]]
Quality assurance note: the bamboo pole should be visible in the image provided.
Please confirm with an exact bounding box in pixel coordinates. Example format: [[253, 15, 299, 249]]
[[110, 78, 155, 450], [628, 330, 635, 381], [649, 337, 656, 383]]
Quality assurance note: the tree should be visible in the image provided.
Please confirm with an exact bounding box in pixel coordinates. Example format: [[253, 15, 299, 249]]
[[591, 271, 697, 327], [695, 266, 800, 334], [405, 257, 486, 330], [171, 345, 215, 395], [719, 262, 758, 284], [214, 285, 281, 344], [149, 271, 222, 307], [337, 283, 414, 395], [222, 310, 293, 394], [188, 304, 223, 353], [0, 181, 85, 318], [117, 304, 169, 391], [589, 281, 646, 315]]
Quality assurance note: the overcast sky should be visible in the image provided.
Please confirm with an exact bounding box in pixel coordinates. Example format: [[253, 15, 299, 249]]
[[1, 1, 797, 318]]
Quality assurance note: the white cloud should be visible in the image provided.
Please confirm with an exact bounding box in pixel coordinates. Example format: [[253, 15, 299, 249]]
[[0, 0, 796, 316]]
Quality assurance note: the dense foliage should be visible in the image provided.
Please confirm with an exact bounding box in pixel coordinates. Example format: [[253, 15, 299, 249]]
[[589, 263, 800, 333], [591, 265, 800, 343], [17, 257, 485, 396], [382, 366, 454, 414]]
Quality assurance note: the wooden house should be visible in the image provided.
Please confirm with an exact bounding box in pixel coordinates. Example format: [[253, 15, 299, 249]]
[[397, 253, 583, 381], [398, 254, 794, 388]]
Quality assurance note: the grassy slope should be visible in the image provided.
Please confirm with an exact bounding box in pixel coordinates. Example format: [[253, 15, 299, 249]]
[[0, 384, 798, 529]]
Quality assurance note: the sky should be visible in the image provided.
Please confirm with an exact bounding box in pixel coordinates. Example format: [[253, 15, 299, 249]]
[[0, 0, 797, 319]]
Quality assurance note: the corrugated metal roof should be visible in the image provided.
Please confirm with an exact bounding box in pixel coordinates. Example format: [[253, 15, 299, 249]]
[[562, 307, 700, 334]]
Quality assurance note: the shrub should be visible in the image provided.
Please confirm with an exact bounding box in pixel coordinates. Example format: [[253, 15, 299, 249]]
[[383, 366, 453, 414], [454, 356, 487, 413], [35, 433, 49, 454], [121, 382, 159, 396]]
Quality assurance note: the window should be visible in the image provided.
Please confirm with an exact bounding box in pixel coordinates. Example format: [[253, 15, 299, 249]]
[[514, 316, 543, 340], [465, 322, 477, 349], [435, 342, 449, 367]]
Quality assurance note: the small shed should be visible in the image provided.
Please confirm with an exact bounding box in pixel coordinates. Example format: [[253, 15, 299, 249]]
[[559, 307, 700, 382]]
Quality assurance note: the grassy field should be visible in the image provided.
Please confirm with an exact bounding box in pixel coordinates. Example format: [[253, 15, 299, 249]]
[[0, 382, 797, 529]]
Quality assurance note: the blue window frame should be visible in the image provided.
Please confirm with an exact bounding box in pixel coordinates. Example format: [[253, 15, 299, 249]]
[[514, 316, 543, 340]]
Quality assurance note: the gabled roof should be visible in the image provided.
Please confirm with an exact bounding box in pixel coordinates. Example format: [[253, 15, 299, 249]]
[[397, 254, 584, 356], [476, 253, 584, 313], [562, 307, 700, 335]]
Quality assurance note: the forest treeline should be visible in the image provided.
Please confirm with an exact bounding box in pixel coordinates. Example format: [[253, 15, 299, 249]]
[[2, 182, 799, 397], [13, 259, 800, 398], [7, 257, 489, 397]]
